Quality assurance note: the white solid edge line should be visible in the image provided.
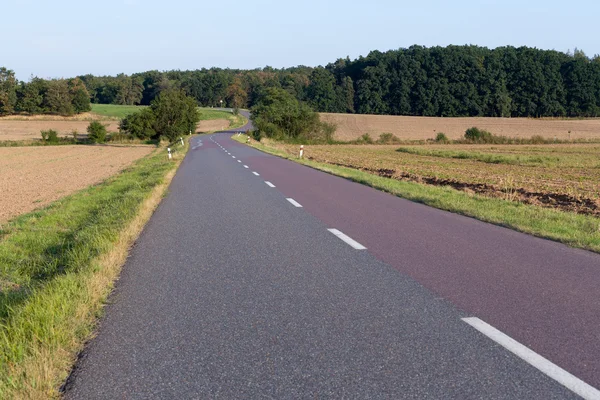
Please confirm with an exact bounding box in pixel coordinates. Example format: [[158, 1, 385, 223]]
[[265, 181, 276, 188], [462, 317, 600, 400], [252, 171, 260, 176], [286, 198, 303, 207], [327, 229, 367, 250]]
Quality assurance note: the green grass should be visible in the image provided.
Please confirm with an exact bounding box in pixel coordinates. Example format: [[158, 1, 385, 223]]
[[90, 104, 147, 119], [396, 147, 561, 166], [0, 140, 188, 397], [233, 135, 600, 253]]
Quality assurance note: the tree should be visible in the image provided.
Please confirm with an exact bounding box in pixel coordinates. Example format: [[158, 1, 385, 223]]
[[251, 87, 335, 142], [226, 77, 248, 109], [87, 121, 107, 143], [44, 79, 74, 115], [151, 89, 200, 141], [119, 108, 156, 139], [0, 67, 17, 115], [16, 77, 45, 114], [69, 78, 92, 113]]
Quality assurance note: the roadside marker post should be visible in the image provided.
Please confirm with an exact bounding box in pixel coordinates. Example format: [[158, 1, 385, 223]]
[[167, 147, 172, 160], [299, 145, 304, 158], [246, 136, 250, 144], [180, 137, 184, 146]]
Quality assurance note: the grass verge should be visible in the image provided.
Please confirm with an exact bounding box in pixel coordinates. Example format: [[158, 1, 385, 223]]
[[0, 139, 188, 398], [90, 104, 147, 119], [233, 135, 600, 253]]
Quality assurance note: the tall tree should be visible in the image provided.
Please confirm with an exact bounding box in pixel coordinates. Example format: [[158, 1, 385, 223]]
[[0, 67, 17, 115]]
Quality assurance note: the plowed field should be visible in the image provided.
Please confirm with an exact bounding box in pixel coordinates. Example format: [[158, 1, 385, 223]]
[[0, 120, 120, 141], [0, 145, 154, 222], [264, 140, 600, 216], [320, 113, 600, 141]]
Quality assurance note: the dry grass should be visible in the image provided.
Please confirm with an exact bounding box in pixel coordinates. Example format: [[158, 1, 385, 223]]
[[0, 145, 154, 223], [320, 113, 600, 141], [196, 119, 231, 133]]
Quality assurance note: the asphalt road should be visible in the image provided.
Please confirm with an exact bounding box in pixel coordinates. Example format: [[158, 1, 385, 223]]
[[64, 125, 599, 399]]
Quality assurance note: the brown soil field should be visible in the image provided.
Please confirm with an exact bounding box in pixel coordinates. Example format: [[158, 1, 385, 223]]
[[196, 119, 231, 133], [0, 145, 154, 223], [0, 112, 114, 121], [320, 113, 600, 141], [0, 120, 120, 141], [262, 140, 600, 216]]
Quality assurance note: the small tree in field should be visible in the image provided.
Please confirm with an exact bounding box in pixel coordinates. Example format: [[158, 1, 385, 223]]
[[87, 121, 107, 143], [151, 89, 199, 141]]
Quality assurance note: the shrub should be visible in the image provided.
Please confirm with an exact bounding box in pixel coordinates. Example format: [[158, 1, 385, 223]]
[[361, 133, 374, 144], [530, 135, 547, 144], [40, 129, 59, 143], [435, 132, 449, 143], [377, 132, 400, 144], [108, 132, 131, 142], [87, 121, 107, 143], [120, 108, 156, 139], [465, 127, 493, 143]]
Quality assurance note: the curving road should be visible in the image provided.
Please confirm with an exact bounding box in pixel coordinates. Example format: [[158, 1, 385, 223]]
[[64, 124, 600, 399]]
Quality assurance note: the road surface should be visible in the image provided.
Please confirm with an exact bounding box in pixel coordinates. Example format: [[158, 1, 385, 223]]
[[64, 124, 600, 399]]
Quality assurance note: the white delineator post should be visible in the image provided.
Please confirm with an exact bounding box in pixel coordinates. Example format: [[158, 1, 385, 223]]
[[180, 137, 184, 146], [299, 145, 304, 158], [167, 147, 172, 160], [246, 136, 250, 144]]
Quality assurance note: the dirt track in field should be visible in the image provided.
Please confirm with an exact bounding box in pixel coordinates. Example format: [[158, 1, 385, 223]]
[[0, 145, 154, 223], [196, 119, 231, 133], [320, 113, 600, 141], [0, 120, 120, 141]]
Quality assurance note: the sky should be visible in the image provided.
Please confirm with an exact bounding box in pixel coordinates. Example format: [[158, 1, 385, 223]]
[[2, 0, 599, 81]]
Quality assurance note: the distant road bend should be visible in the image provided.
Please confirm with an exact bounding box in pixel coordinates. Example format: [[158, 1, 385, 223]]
[[65, 112, 600, 399]]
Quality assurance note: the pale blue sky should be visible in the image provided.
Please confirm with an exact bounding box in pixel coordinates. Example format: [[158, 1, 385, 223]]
[[2, 0, 598, 80]]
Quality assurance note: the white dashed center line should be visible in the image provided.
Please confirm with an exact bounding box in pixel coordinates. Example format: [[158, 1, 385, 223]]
[[252, 171, 260, 176], [327, 229, 366, 250], [462, 317, 600, 400], [286, 198, 303, 208], [265, 181, 276, 188], [244, 165, 249, 169]]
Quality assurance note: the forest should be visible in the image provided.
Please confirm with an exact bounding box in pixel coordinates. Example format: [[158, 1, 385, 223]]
[[2, 45, 600, 118]]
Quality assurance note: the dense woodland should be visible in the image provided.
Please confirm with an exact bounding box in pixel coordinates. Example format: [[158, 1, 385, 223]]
[[2, 45, 600, 118]]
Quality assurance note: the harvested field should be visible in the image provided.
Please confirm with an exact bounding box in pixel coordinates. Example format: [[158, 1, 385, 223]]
[[264, 140, 600, 216], [0, 120, 120, 141], [0, 145, 154, 222], [196, 119, 231, 133], [320, 113, 600, 141]]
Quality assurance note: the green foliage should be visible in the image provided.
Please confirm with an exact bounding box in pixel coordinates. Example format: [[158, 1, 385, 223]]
[[465, 127, 493, 142], [251, 88, 336, 143], [40, 129, 59, 143], [150, 89, 200, 141], [0, 67, 17, 116], [119, 108, 156, 139], [435, 132, 449, 143], [361, 133, 374, 144], [87, 121, 107, 143]]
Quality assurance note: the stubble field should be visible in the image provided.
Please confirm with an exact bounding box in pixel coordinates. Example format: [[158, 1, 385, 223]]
[[0, 145, 154, 222], [320, 113, 600, 141], [263, 140, 600, 216]]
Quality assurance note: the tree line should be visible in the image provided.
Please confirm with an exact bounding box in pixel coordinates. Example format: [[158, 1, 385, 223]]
[[3, 45, 600, 118], [0, 68, 91, 116]]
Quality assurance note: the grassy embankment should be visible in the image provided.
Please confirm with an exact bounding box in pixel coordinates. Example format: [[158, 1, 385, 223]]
[[232, 135, 600, 253], [0, 139, 189, 398]]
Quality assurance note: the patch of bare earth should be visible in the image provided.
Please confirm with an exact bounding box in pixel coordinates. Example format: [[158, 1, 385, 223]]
[[0, 145, 154, 223], [320, 113, 600, 141], [0, 120, 120, 141], [197, 119, 230, 133]]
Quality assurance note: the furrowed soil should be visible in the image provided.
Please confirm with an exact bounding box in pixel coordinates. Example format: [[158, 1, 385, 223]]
[[264, 140, 600, 216], [0, 145, 154, 222], [0, 120, 120, 141], [320, 113, 600, 141]]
